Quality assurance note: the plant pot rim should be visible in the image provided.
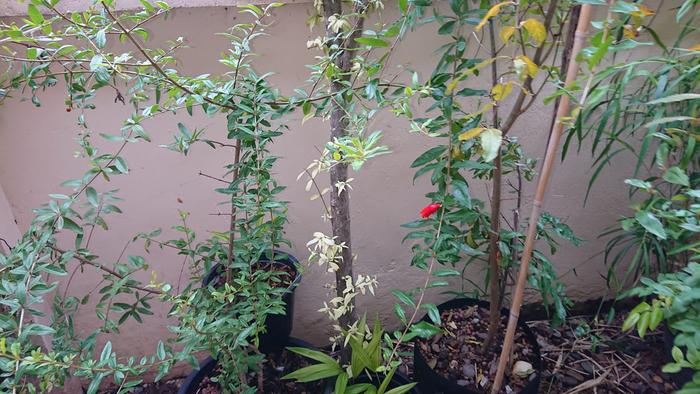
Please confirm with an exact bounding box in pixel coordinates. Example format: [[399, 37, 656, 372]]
[[177, 336, 317, 394], [202, 249, 302, 289], [413, 297, 541, 394]]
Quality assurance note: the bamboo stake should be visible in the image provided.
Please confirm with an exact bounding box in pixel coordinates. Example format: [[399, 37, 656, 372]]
[[490, 5, 593, 393]]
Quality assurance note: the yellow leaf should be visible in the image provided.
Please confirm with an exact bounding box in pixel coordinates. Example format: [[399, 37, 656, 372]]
[[688, 43, 700, 51], [449, 57, 502, 93], [491, 82, 513, 101], [476, 2, 513, 31], [623, 25, 638, 39], [445, 79, 460, 95], [514, 55, 538, 80], [463, 103, 494, 121], [459, 127, 486, 141], [520, 19, 546, 46], [635, 4, 655, 17], [499, 26, 517, 43]]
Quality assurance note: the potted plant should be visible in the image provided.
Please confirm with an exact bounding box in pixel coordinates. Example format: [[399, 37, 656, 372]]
[[0, 1, 308, 392], [178, 337, 326, 394], [387, 1, 585, 392]]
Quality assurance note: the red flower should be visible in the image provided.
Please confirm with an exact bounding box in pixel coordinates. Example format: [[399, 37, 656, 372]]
[[420, 203, 441, 218]]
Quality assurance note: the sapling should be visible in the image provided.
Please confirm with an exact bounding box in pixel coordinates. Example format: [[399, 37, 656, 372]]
[[389, 1, 585, 391]]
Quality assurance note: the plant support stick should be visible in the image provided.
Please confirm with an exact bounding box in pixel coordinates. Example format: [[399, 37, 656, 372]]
[[490, 5, 592, 393]]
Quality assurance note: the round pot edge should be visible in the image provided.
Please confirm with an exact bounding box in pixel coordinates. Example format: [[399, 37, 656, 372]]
[[412, 297, 541, 394]]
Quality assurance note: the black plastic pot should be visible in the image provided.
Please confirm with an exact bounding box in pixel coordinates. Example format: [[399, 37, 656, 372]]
[[177, 337, 316, 394], [322, 370, 422, 394], [663, 325, 695, 389], [413, 298, 541, 394], [203, 251, 301, 354]]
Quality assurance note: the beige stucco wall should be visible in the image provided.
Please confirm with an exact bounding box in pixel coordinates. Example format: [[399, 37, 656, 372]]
[[0, 0, 672, 381]]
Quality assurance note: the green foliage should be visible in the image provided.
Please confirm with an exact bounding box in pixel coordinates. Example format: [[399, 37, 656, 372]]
[[565, 0, 700, 290], [284, 318, 416, 394], [623, 263, 700, 392], [573, 2, 700, 392], [390, 0, 580, 346], [0, 0, 293, 391]]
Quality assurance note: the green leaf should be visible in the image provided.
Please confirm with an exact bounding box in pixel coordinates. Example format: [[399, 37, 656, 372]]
[[286, 347, 338, 366], [423, 303, 441, 325], [452, 180, 471, 207], [644, 116, 696, 129], [635, 211, 667, 240], [283, 363, 342, 382], [156, 340, 166, 360], [334, 372, 348, 394], [433, 269, 460, 277], [672, 346, 685, 363], [115, 157, 129, 174], [391, 289, 415, 307], [354, 37, 390, 47], [89, 55, 103, 71], [646, 93, 700, 105], [649, 307, 663, 331], [624, 179, 652, 189], [87, 374, 105, 394], [23, 324, 55, 337], [27, 4, 44, 25], [100, 341, 112, 363], [438, 20, 456, 35], [95, 29, 107, 49], [637, 312, 650, 338], [662, 167, 689, 187], [398, 0, 408, 13], [411, 146, 446, 168], [611, 1, 640, 14], [662, 363, 682, 373], [86, 187, 99, 207], [385, 384, 418, 394], [410, 321, 441, 338], [622, 312, 640, 331]]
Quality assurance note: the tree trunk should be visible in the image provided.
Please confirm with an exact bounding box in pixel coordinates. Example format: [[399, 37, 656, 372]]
[[321, 0, 367, 356]]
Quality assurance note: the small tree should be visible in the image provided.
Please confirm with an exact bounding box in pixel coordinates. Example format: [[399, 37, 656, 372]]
[[0, 1, 296, 392]]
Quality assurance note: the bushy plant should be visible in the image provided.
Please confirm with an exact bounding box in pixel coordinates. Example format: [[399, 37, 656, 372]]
[[622, 263, 700, 392], [569, 1, 699, 391], [565, 0, 699, 288], [391, 0, 581, 354], [0, 1, 297, 392]]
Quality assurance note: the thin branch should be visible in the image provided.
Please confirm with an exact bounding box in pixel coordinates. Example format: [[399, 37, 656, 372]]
[[49, 245, 162, 295]]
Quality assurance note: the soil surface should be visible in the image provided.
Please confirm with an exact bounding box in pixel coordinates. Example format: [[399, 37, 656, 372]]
[[99, 377, 185, 394], [213, 261, 296, 289], [401, 305, 679, 393], [416, 305, 538, 393], [196, 347, 324, 394], [530, 314, 677, 393]]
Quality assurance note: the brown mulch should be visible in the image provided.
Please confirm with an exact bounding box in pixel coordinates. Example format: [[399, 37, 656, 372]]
[[415, 305, 538, 393], [531, 315, 676, 393], [397, 311, 678, 393]]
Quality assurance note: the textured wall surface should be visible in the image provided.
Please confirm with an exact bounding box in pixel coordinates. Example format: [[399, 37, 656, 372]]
[[0, 0, 311, 16], [0, 0, 674, 382]]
